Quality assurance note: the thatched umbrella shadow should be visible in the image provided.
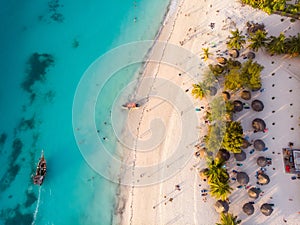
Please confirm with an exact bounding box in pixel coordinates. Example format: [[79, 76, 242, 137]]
[[252, 118, 266, 132], [257, 173, 270, 185], [241, 90, 251, 100], [260, 203, 274, 216], [229, 49, 239, 58], [234, 150, 246, 161], [214, 200, 229, 213], [257, 156, 267, 167], [233, 100, 243, 112], [254, 139, 265, 151], [216, 149, 231, 162], [251, 100, 264, 112], [243, 202, 255, 215], [237, 172, 249, 185], [248, 187, 261, 199]]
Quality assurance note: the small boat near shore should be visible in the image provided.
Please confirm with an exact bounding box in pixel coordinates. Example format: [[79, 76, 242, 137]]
[[122, 102, 140, 109], [33, 151, 47, 186]]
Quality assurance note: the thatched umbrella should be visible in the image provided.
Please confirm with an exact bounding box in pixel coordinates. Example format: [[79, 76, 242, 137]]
[[254, 139, 265, 151], [243, 202, 255, 215], [217, 57, 227, 65], [248, 187, 261, 199], [246, 22, 265, 34], [241, 90, 251, 100], [252, 118, 266, 132], [216, 149, 231, 162], [234, 150, 246, 161], [214, 200, 229, 213], [247, 51, 256, 59], [229, 49, 239, 58], [222, 91, 231, 100], [257, 173, 270, 185], [237, 172, 249, 185], [251, 100, 264, 112], [233, 100, 243, 112], [209, 86, 217, 96], [257, 156, 267, 167], [199, 168, 209, 180], [260, 203, 273, 216], [242, 139, 251, 149]]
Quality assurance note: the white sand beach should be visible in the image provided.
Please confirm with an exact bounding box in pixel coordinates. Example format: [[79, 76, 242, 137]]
[[115, 0, 300, 224]]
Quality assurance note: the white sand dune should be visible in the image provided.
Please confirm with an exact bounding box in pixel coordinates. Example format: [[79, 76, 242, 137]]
[[114, 0, 300, 224]]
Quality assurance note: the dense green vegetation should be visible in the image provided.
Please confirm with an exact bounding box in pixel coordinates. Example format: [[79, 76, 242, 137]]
[[216, 213, 241, 225], [225, 59, 263, 91], [221, 121, 244, 153], [227, 29, 246, 50], [248, 30, 300, 56], [241, 0, 300, 16]]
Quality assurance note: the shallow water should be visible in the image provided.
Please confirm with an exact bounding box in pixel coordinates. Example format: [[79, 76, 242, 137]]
[[0, 0, 169, 224]]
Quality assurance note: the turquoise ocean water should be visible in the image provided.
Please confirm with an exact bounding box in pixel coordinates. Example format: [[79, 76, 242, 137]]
[[0, 0, 170, 224]]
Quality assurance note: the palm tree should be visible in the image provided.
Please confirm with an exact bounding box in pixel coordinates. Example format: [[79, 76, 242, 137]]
[[205, 159, 229, 184], [285, 33, 300, 57], [202, 47, 213, 61], [266, 33, 286, 54], [248, 30, 268, 51], [191, 83, 206, 100], [227, 29, 246, 50], [216, 213, 241, 225], [209, 180, 233, 201]]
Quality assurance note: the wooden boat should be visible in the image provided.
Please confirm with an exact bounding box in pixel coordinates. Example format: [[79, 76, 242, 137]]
[[122, 102, 140, 109], [33, 151, 47, 185]]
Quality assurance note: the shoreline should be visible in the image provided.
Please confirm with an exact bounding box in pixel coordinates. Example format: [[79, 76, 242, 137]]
[[113, 0, 300, 224]]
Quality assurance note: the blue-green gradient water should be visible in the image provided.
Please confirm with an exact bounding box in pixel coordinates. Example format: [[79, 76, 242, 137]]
[[0, 0, 170, 224]]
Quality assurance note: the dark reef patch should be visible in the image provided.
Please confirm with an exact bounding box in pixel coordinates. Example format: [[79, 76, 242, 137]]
[[1, 205, 33, 225], [48, 0, 64, 23], [21, 52, 54, 93], [0, 164, 20, 192], [72, 38, 79, 48], [24, 190, 37, 208], [18, 116, 35, 131], [0, 132, 7, 147], [12, 138, 23, 159]]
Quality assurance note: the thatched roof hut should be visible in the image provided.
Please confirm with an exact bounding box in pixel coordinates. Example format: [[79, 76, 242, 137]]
[[260, 203, 273, 216], [257, 156, 267, 167], [234, 150, 246, 161], [237, 172, 249, 185], [254, 139, 266, 151], [242, 138, 251, 149], [241, 90, 251, 100], [199, 168, 209, 180], [209, 86, 217, 96], [248, 187, 261, 199], [246, 21, 265, 34], [216, 149, 231, 162], [222, 91, 231, 100], [251, 100, 264, 112], [217, 57, 227, 65], [252, 118, 266, 132], [233, 100, 243, 112], [214, 200, 229, 213], [243, 202, 255, 215], [229, 49, 239, 58], [257, 173, 270, 185], [247, 51, 256, 59]]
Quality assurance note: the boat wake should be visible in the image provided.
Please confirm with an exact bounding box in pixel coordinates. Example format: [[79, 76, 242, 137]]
[[31, 186, 42, 225]]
